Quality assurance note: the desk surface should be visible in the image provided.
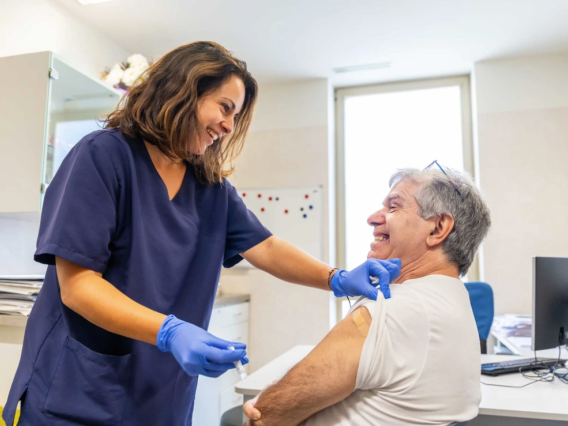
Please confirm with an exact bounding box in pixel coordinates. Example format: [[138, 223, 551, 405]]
[[235, 345, 568, 421]]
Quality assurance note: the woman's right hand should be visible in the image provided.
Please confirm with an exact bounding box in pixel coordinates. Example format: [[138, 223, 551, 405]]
[[157, 315, 248, 378]]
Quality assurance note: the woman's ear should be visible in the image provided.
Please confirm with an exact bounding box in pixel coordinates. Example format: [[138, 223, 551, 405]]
[[426, 214, 455, 247]]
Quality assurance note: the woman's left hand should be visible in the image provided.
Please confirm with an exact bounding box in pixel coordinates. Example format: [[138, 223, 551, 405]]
[[330, 258, 401, 300]]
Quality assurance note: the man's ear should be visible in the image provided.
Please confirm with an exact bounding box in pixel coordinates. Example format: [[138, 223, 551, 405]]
[[426, 214, 455, 247]]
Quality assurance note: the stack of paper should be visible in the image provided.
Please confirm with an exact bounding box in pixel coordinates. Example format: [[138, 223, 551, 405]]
[[491, 314, 533, 354], [492, 314, 532, 338], [0, 276, 43, 316]]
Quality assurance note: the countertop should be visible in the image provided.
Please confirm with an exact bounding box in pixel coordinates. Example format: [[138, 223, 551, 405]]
[[214, 293, 250, 307]]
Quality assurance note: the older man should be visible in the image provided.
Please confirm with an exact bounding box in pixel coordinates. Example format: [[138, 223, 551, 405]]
[[244, 167, 491, 426]]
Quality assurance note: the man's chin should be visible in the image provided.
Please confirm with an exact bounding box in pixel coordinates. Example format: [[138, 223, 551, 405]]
[[367, 251, 389, 261]]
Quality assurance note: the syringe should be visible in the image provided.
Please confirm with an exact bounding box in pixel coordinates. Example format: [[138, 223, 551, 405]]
[[227, 345, 247, 380]]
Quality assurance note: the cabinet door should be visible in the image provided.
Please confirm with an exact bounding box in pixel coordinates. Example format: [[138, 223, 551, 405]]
[[0, 52, 51, 213], [0, 53, 121, 213], [209, 302, 249, 330], [42, 57, 121, 203], [219, 386, 244, 420]]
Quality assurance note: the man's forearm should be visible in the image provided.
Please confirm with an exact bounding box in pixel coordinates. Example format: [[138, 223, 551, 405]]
[[251, 361, 342, 426]]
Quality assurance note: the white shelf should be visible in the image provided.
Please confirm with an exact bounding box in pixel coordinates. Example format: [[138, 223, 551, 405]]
[[0, 315, 28, 327]]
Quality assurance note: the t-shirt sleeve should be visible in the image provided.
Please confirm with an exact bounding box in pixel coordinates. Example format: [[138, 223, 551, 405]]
[[34, 135, 119, 273], [354, 291, 429, 392], [353, 296, 388, 390], [223, 182, 272, 268]]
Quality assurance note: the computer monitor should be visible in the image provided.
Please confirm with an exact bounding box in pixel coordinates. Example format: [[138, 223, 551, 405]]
[[532, 257, 568, 351]]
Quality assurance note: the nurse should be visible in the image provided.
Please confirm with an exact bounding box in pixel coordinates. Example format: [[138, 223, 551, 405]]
[[3, 41, 400, 426]]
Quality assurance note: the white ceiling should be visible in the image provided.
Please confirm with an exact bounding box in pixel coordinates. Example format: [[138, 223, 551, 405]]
[[54, 0, 568, 87]]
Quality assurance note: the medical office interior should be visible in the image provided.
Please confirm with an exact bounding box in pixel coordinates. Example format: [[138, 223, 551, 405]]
[[1, 0, 568, 425]]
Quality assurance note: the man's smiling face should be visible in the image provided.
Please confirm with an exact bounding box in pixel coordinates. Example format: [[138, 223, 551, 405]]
[[366, 180, 434, 264]]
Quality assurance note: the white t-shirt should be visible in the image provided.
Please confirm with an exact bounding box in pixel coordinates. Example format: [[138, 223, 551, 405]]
[[303, 275, 481, 426]]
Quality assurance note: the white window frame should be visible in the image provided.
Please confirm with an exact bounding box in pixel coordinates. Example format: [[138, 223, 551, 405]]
[[334, 75, 476, 320]]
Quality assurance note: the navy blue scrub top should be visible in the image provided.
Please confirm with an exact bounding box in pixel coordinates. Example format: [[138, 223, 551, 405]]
[[3, 129, 271, 426]]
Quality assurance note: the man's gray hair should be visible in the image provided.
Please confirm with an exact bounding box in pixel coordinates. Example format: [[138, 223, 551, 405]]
[[389, 168, 491, 276]]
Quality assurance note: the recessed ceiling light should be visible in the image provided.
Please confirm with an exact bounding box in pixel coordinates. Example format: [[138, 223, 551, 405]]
[[332, 62, 391, 74], [75, 0, 114, 5]]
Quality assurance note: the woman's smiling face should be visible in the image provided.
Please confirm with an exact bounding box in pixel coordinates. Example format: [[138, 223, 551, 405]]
[[366, 180, 434, 264], [194, 75, 246, 155]]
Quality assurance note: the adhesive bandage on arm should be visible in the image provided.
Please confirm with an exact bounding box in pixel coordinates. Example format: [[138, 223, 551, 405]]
[[352, 307, 371, 337]]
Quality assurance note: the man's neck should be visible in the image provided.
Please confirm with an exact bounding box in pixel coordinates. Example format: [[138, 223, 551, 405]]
[[392, 250, 459, 284]]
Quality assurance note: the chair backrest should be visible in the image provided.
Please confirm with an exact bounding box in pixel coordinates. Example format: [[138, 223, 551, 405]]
[[464, 281, 494, 341]]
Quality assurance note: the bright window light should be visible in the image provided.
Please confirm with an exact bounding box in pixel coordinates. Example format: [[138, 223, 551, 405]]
[[344, 85, 465, 270], [75, 0, 114, 5]]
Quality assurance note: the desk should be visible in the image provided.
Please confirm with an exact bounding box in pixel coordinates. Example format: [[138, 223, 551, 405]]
[[235, 345, 568, 424], [480, 352, 568, 422]]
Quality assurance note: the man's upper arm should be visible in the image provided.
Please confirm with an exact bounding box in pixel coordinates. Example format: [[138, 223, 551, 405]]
[[251, 305, 372, 426]]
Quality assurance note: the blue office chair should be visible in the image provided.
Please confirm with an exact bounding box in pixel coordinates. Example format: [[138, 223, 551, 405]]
[[464, 281, 494, 354]]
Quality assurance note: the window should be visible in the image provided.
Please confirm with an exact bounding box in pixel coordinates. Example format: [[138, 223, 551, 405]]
[[335, 76, 474, 318]]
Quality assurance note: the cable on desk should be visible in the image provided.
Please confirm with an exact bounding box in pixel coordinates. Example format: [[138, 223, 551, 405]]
[[481, 346, 568, 388]]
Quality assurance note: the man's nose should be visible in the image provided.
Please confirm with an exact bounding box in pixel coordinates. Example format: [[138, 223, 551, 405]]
[[367, 209, 386, 226]]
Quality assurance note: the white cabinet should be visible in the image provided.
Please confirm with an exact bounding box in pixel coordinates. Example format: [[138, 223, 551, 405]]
[[0, 52, 121, 212], [193, 302, 249, 426]]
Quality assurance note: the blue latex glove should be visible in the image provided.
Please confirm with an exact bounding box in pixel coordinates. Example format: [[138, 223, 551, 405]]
[[331, 258, 401, 300], [157, 315, 249, 378]]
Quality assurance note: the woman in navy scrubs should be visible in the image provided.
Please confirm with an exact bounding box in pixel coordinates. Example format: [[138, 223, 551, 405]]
[[4, 41, 400, 426]]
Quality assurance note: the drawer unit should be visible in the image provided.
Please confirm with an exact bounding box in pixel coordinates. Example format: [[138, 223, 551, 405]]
[[193, 301, 249, 426], [210, 320, 248, 344], [208, 302, 249, 330], [219, 386, 244, 418]]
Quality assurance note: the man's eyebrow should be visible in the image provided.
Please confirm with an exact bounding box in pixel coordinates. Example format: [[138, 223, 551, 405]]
[[383, 194, 405, 205]]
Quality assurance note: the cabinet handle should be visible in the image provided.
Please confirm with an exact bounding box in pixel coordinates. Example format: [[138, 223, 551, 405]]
[[233, 313, 242, 317], [49, 67, 59, 80]]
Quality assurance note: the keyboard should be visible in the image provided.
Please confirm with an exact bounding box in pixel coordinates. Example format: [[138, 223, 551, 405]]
[[481, 357, 567, 376]]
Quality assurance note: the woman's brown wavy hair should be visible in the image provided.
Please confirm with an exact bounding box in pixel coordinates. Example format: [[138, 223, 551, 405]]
[[105, 41, 258, 184]]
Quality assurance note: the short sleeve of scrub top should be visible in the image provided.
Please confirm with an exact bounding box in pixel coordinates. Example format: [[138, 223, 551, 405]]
[[35, 134, 119, 273], [223, 184, 272, 267]]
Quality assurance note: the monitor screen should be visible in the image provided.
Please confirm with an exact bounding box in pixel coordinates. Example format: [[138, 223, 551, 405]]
[[533, 257, 568, 351]]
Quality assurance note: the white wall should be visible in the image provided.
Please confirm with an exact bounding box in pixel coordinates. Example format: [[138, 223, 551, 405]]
[[473, 52, 568, 315], [0, 0, 128, 81], [221, 79, 335, 372]]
